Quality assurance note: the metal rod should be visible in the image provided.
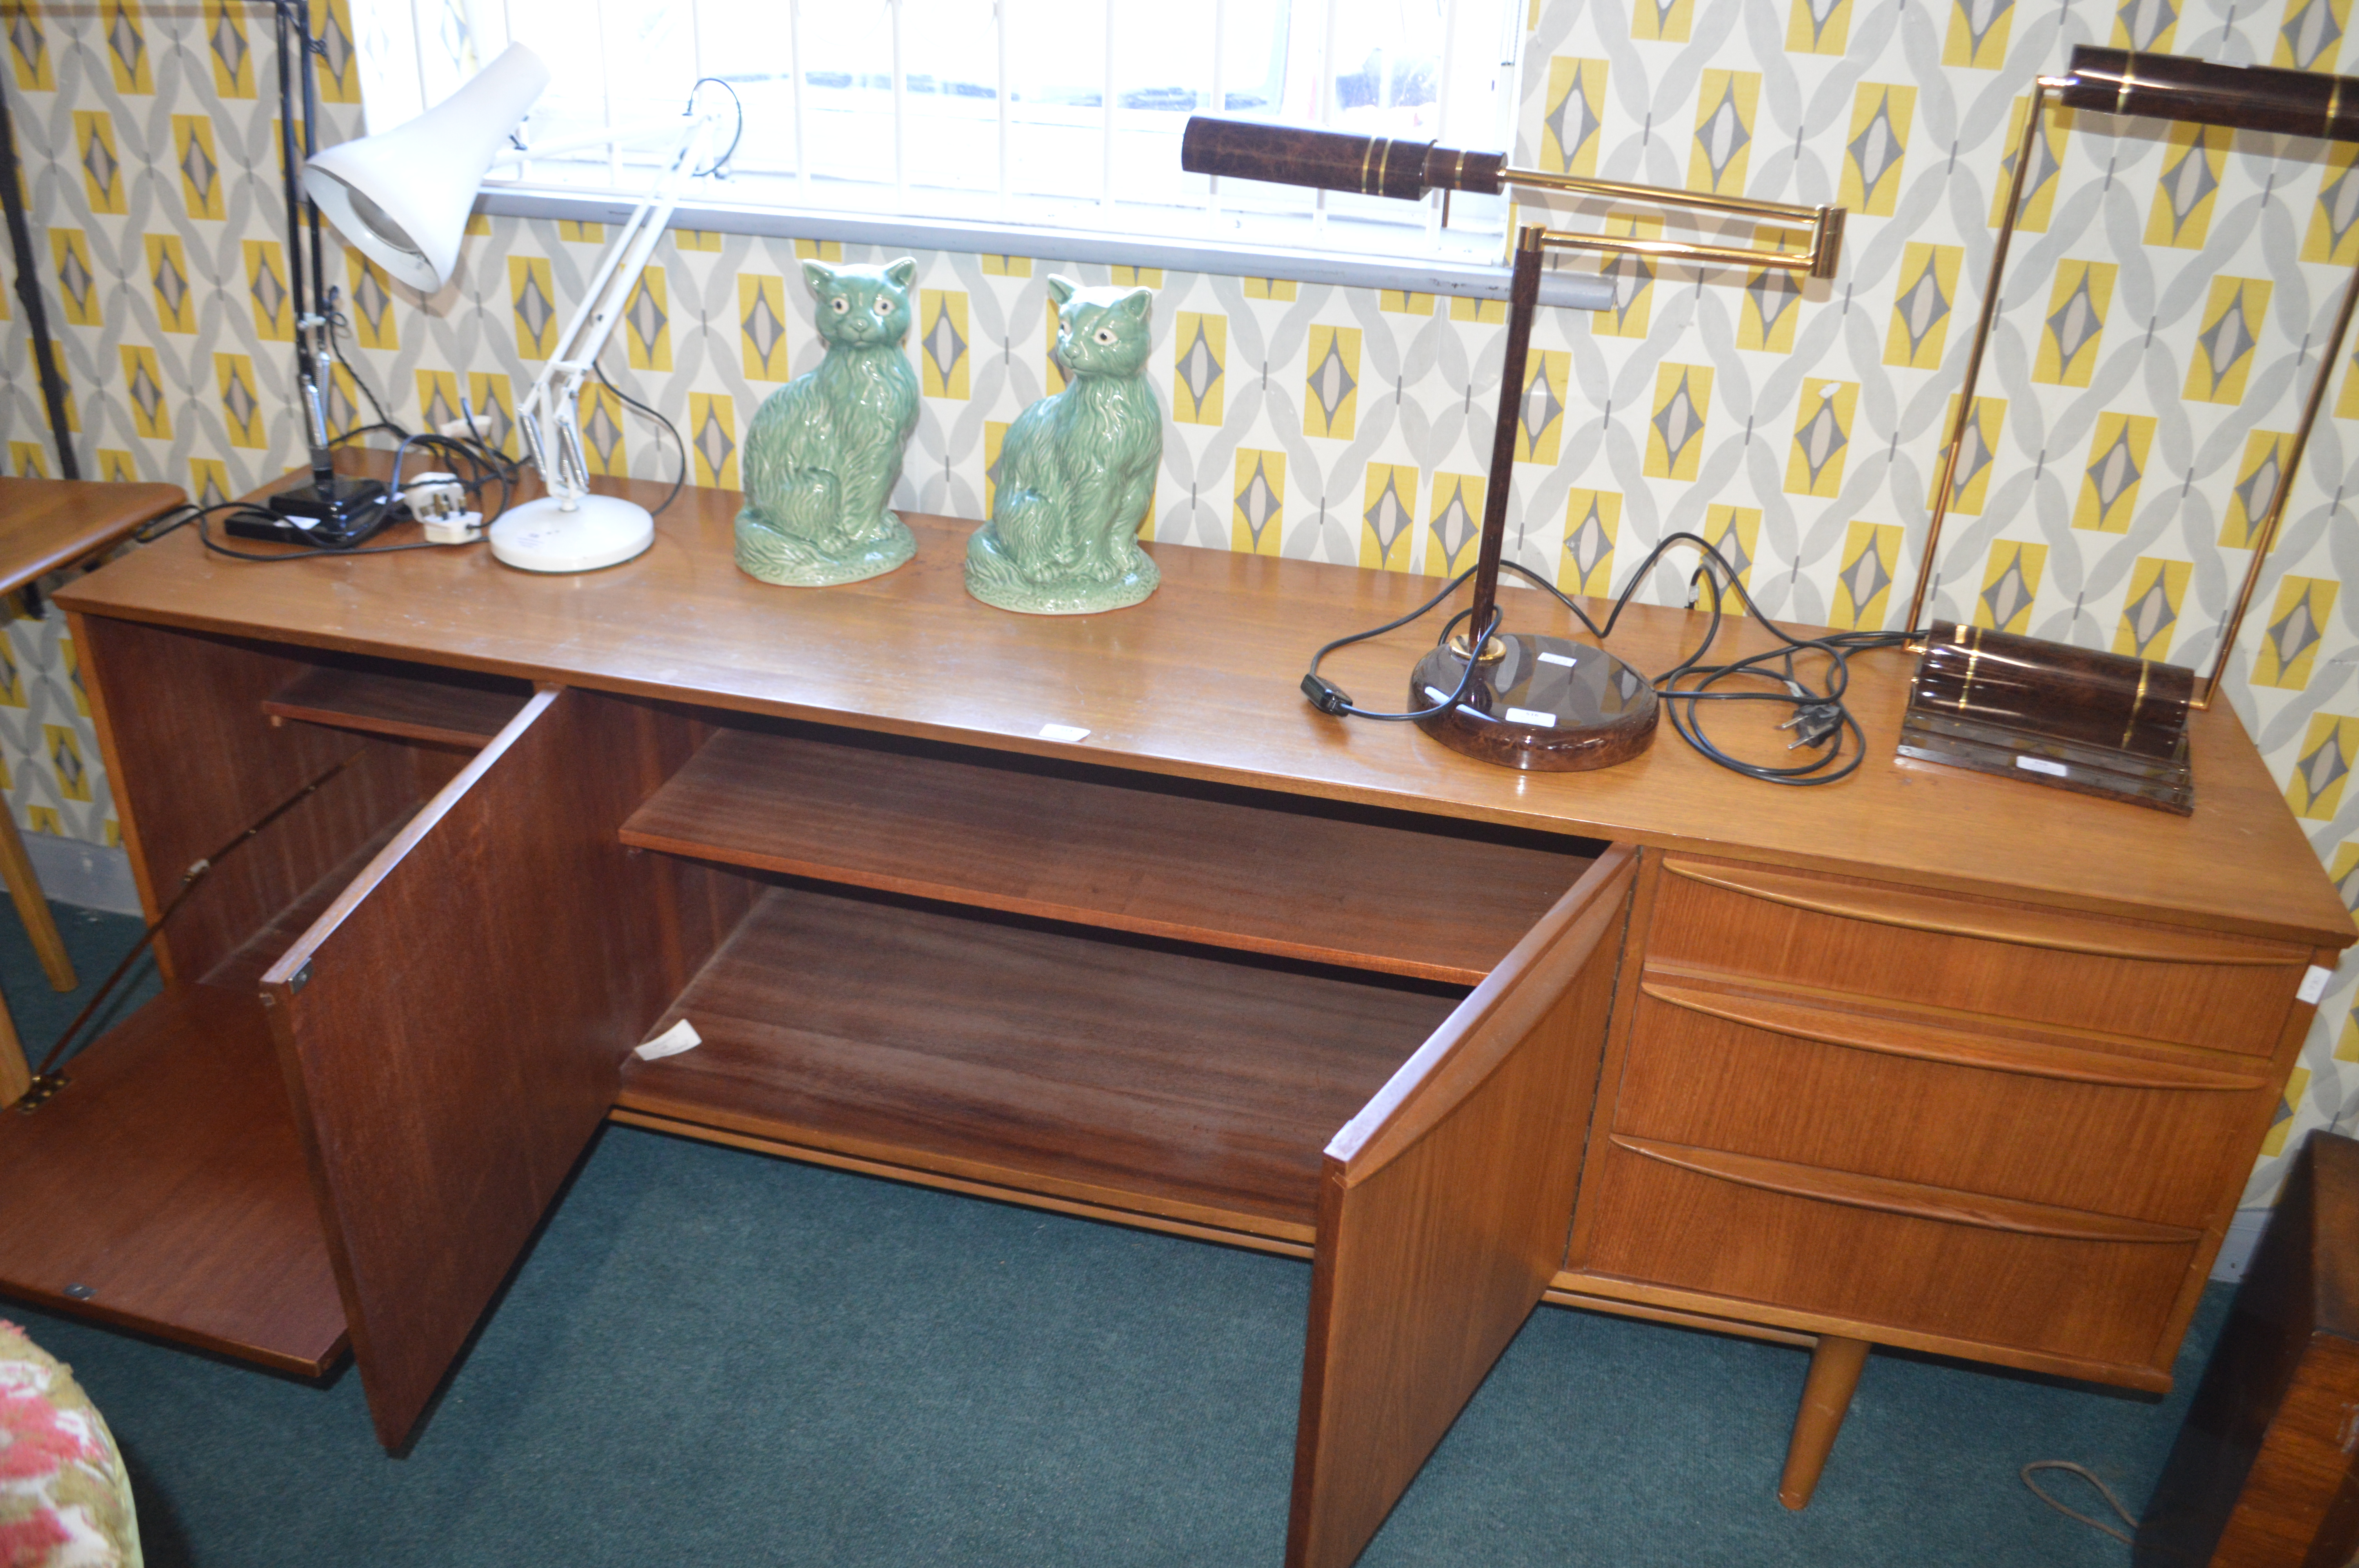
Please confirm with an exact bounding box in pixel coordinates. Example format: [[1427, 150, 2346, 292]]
[[2199, 252, 2359, 708], [1900, 79, 2061, 640], [1429, 0, 1457, 248], [1533, 225, 1820, 273], [892, 0, 907, 201], [1505, 165, 1826, 222], [790, 0, 807, 190], [1206, 0, 1223, 221], [1467, 225, 1546, 645], [996, 0, 1009, 213], [0, 72, 77, 478], [1100, 0, 1115, 207]]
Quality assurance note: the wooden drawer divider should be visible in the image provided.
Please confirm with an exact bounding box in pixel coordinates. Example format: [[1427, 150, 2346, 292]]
[[1609, 1135, 2204, 1245], [1661, 858, 2302, 964], [1637, 977, 2271, 1092]]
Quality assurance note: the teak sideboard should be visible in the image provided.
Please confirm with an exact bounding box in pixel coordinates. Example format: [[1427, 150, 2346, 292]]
[[11, 464, 2353, 1568]]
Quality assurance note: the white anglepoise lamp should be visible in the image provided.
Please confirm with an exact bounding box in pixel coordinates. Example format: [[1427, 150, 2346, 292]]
[[302, 44, 728, 572]]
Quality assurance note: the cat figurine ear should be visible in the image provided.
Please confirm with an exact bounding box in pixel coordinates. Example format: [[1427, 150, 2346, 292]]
[[801, 258, 838, 294], [884, 256, 919, 288], [1045, 275, 1080, 307], [1115, 287, 1152, 320]]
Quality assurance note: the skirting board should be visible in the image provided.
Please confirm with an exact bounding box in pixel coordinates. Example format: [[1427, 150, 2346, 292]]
[[22, 835, 140, 916], [2210, 1208, 2272, 1284]]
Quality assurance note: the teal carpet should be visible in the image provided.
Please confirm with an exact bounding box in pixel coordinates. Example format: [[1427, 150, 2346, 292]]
[[4, 902, 2218, 1566]]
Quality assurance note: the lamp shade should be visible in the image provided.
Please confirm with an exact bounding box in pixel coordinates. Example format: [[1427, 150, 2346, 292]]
[[302, 43, 549, 292]]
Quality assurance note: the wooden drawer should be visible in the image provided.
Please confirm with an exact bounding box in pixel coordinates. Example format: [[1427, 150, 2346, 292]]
[[1648, 855, 2312, 1056], [1617, 973, 2280, 1227], [1573, 1133, 2199, 1371]]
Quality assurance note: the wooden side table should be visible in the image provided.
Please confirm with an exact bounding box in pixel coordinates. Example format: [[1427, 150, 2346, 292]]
[[2136, 1131, 2359, 1566], [0, 478, 185, 1107]]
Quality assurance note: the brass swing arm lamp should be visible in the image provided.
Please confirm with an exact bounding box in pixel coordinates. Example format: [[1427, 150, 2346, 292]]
[[1901, 46, 2359, 710], [1180, 119, 1845, 279], [1181, 118, 1846, 768]]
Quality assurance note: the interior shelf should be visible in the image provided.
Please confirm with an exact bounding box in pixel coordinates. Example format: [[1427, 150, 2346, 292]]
[[619, 725, 1592, 985], [615, 883, 1465, 1242], [264, 664, 530, 749], [0, 985, 347, 1374]]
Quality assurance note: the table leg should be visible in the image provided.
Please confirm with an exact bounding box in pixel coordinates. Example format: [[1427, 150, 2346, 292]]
[[0, 988, 27, 1107], [1778, 1334, 1870, 1510], [0, 807, 73, 992]]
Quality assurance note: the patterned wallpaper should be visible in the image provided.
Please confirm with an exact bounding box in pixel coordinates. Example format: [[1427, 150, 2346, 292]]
[[5, 0, 2359, 1202]]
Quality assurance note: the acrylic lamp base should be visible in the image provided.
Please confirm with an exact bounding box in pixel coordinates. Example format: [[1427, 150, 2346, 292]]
[[488, 494, 656, 573]]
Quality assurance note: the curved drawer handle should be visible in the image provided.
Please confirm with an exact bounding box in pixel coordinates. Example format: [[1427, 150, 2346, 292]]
[[1661, 858, 2304, 967], [1640, 978, 2270, 1093], [1609, 1134, 2202, 1245]]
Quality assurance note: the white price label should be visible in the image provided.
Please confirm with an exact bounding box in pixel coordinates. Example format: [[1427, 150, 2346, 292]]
[[634, 1019, 702, 1061], [1038, 724, 1091, 744], [2014, 755, 2068, 778], [2299, 965, 2334, 1004], [1505, 707, 1558, 727]]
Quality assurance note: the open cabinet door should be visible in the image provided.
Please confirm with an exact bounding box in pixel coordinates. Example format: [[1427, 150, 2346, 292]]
[[261, 686, 694, 1449], [1287, 844, 1636, 1568]]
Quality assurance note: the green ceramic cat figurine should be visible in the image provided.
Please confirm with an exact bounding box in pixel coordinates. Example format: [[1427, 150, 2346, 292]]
[[965, 276, 1162, 615], [734, 257, 923, 586]]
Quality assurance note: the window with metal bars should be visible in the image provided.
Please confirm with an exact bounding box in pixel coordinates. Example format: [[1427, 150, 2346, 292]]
[[348, 0, 1524, 271]]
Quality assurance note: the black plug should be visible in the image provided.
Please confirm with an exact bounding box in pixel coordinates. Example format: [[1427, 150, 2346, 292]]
[[1782, 701, 1843, 749], [1301, 674, 1354, 716]]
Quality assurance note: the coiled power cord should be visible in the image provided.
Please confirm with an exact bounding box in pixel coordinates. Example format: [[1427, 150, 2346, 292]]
[[1301, 532, 1914, 786]]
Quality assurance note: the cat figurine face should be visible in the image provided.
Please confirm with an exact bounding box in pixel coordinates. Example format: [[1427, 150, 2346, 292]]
[[804, 256, 918, 350], [1049, 276, 1153, 377]]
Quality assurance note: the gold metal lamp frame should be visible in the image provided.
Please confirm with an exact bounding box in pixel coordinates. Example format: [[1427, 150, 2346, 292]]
[[1901, 47, 2359, 709], [1181, 116, 1845, 768]]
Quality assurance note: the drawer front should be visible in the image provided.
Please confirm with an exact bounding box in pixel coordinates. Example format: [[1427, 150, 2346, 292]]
[[1617, 978, 2277, 1227], [1649, 856, 2310, 1056], [1574, 1135, 2195, 1370]]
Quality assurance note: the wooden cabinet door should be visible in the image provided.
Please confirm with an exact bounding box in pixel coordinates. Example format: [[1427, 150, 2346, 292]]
[[1287, 844, 1636, 1568], [260, 686, 694, 1449]]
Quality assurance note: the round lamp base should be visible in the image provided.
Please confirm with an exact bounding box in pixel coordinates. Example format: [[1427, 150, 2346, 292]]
[[488, 494, 656, 573], [1409, 633, 1658, 771]]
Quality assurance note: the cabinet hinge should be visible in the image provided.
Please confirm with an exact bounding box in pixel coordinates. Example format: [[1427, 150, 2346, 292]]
[[12, 1072, 68, 1114], [288, 962, 312, 996]]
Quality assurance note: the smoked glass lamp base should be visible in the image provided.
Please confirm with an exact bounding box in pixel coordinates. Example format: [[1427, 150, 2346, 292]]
[[1409, 633, 1658, 771]]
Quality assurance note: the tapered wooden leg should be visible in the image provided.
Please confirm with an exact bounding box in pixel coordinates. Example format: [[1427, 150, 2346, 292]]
[[0, 808, 73, 992], [1779, 1334, 1870, 1510], [0, 989, 29, 1108]]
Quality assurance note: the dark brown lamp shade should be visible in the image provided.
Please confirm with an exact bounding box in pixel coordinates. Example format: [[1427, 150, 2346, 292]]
[[2059, 45, 2359, 140], [1179, 117, 1507, 201]]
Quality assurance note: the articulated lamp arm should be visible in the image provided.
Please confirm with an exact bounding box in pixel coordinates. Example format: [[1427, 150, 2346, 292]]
[[509, 106, 723, 513]]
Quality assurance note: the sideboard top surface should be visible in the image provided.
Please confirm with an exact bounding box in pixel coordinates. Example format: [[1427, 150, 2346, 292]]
[[54, 466, 2353, 948]]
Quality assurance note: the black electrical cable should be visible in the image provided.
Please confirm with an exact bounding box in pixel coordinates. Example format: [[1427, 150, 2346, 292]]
[[1300, 533, 1913, 786], [193, 430, 516, 563], [591, 356, 687, 517], [325, 289, 401, 435], [26, 749, 363, 1085], [689, 76, 744, 176]]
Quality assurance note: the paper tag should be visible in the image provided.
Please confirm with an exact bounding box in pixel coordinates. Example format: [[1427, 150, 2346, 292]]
[[1537, 650, 1578, 668], [1423, 686, 1449, 703], [1038, 723, 1090, 744], [634, 1019, 702, 1062], [2014, 755, 2068, 778], [1505, 706, 1558, 728], [2299, 965, 2334, 1004]]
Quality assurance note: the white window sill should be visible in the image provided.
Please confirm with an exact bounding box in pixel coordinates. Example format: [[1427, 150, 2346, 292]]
[[473, 183, 1616, 310]]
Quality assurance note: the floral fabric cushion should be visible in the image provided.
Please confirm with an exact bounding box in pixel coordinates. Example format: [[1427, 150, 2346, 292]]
[[0, 1321, 140, 1568]]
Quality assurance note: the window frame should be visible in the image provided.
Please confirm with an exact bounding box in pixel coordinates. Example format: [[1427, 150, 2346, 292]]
[[351, 0, 1606, 305]]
